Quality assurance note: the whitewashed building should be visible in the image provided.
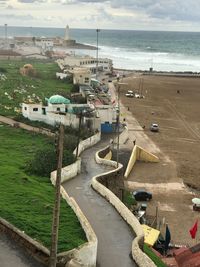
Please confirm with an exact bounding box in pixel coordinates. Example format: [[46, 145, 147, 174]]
[[60, 55, 113, 74], [35, 37, 54, 50], [22, 95, 100, 131]]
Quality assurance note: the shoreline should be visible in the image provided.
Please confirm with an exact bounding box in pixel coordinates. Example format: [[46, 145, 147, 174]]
[[113, 68, 200, 78]]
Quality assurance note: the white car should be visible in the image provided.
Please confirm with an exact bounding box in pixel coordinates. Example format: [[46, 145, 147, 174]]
[[125, 93, 134, 98], [150, 123, 159, 132]]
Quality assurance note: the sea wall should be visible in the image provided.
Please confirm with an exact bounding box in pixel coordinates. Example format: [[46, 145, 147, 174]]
[[91, 145, 156, 267]]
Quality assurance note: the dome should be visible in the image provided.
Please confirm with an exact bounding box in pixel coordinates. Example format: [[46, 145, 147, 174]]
[[47, 95, 70, 104]]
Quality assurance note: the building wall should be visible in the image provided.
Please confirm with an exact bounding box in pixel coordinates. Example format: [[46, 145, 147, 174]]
[[96, 105, 117, 124]]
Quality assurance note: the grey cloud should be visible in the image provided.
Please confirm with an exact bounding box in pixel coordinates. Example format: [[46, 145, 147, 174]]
[[0, 13, 34, 20], [18, 0, 45, 3], [108, 0, 200, 22]]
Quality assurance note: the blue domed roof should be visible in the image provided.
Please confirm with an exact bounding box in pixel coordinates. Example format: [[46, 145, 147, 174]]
[[47, 95, 70, 104]]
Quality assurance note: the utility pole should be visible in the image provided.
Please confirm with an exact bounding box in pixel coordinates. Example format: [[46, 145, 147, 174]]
[[116, 79, 128, 168], [96, 29, 100, 80], [49, 124, 65, 267], [4, 23, 7, 50], [116, 77, 120, 168], [75, 111, 83, 159]]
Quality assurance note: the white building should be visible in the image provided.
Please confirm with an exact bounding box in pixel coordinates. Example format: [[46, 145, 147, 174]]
[[62, 55, 113, 74], [35, 37, 54, 50], [22, 95, 100, 131], [72, 67, 91, 85]]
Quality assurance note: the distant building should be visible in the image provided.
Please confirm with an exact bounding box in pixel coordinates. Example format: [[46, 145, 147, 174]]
[[58, 55, 113, 75], [72, 67, 91, 85], [35, 37, 54, 50]]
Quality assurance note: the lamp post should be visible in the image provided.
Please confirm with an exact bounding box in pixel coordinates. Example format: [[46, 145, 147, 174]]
[[96, 29, 100, 79]]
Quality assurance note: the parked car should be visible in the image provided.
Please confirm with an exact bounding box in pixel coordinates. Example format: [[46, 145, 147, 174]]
[[125, 93, 134, 98], [132, 190, 152, 201], [150, 123, 159, 132]]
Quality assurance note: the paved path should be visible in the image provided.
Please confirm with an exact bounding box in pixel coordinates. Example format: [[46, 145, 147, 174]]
[[0, 233, 45, 267], [0, 115, 54, 137], [62, 139, 136, 267]]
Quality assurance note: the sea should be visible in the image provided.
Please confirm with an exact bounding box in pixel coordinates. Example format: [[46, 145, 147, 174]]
[[1, 25, 200, 72]]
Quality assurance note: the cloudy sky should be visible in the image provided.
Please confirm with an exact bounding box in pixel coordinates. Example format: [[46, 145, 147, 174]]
[[0, 0, 199, 31]]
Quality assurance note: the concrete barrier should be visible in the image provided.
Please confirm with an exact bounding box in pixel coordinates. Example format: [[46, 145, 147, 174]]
[[0, 132, 100, 267], [50, 178, 97, 267], [49, 132, 101, 266], [0, 218, 50, 266], [91, 146, 156, 267], [124, 145, 159, 179]]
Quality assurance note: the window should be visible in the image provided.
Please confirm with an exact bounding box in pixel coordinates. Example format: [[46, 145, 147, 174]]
[[33, 108, 38, 112], [85, 77, 89, 83], [57, 107, 60, 111], [24, 107, 27, 110]]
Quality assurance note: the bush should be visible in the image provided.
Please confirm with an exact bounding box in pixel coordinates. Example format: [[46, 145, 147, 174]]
[[123, 190, 137, 209], [26, 147, 75, 176], [0, 67, 7, 73]]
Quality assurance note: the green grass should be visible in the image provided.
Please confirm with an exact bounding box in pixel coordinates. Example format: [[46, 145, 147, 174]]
[[123, 190, 137, 209], [143, 244, 167, 267], [0, 124, 86, 252], [0, 60, 73, 117]]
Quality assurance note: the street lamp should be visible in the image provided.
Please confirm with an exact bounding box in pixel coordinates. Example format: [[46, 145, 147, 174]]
[[96, 29, 100, 80]]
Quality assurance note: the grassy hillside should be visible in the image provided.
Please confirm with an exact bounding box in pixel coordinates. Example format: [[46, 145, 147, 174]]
[[0, 60, 73, 117], [0, 124, 86, 252]]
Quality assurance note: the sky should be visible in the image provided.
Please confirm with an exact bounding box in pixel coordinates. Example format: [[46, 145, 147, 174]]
[[0, 0, 200, 31]]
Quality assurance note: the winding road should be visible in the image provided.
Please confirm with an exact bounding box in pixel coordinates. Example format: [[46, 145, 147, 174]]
[[62, 138, 136, 267]]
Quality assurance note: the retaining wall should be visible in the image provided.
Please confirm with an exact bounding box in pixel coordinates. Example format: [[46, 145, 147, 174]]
[[124, 145, 159, 179], [50, 131, 101, 266], [91, 146, 156, 267], [0, 218, 50, 266], [0, 132, 100, 267]]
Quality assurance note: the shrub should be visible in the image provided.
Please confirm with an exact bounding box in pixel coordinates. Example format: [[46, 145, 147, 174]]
[[123, 190, 137, 209], [26, 147, 75, 176]]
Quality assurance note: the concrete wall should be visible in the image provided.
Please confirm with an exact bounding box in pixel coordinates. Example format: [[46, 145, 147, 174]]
[[50, 179, 97, 267], [0, 218, 50, 266], [124, 145, 159, 179], [49, 132, 101, 266], [118, 126, 129, 145], [91, 146, 156, 267], [0, 132, 100, 267], [73, 132, 101, 157]]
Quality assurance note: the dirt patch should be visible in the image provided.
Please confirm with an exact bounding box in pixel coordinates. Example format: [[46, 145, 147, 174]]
[[120, 74, 200, 245], [120, 75, 200, 189]]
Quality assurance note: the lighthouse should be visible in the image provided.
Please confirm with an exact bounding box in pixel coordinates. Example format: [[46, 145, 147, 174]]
[[63, 25, 76, 46], [64, 25, 70, 41]]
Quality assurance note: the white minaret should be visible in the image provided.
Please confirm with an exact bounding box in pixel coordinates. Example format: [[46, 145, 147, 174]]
[[64, 25, 70, 40]]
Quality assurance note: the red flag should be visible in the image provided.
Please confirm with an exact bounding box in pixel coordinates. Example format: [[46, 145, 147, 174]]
[[189, 220, 198, 239]]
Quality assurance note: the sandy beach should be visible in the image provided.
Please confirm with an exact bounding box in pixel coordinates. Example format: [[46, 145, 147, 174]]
[[118, 73, 200, 245]]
